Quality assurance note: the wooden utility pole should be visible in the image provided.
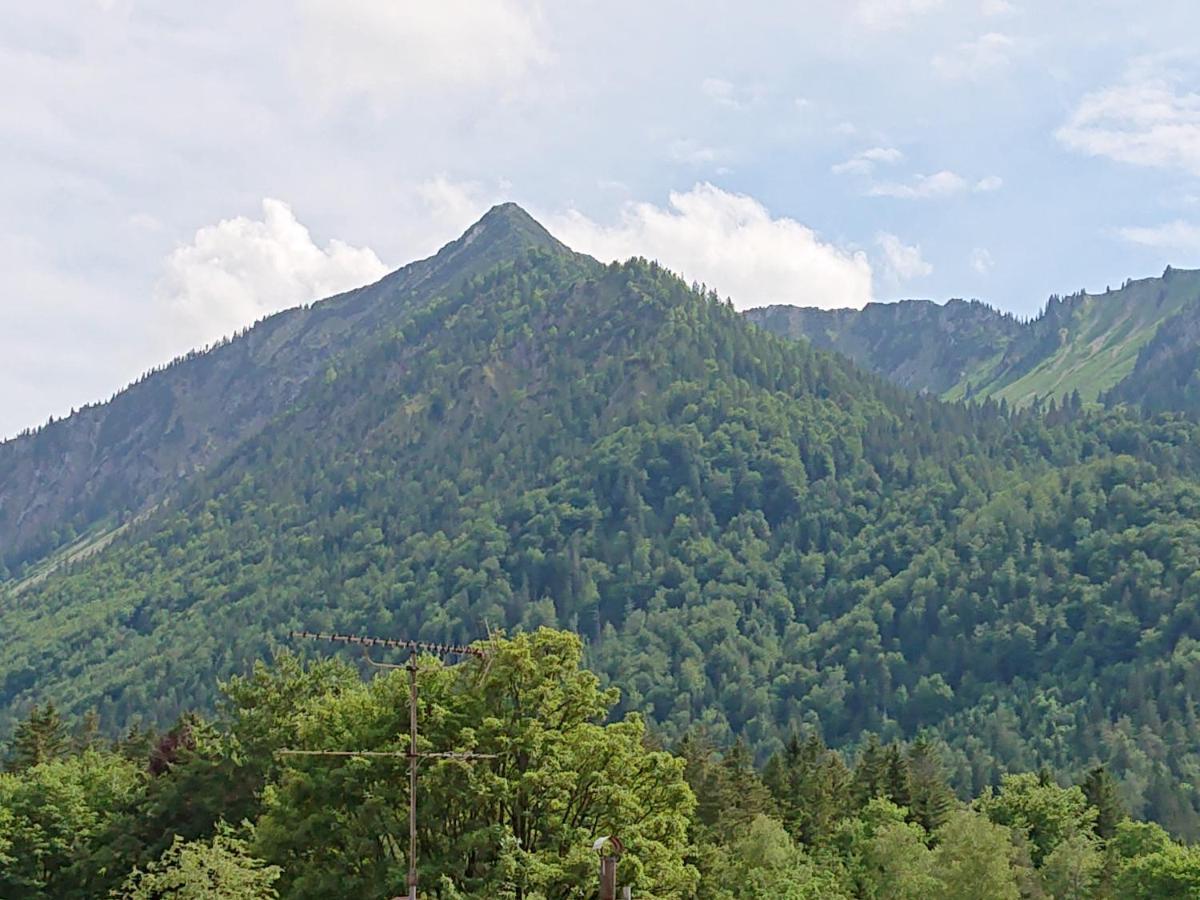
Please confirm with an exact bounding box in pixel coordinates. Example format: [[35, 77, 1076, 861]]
[[280, 630, 492, 900]]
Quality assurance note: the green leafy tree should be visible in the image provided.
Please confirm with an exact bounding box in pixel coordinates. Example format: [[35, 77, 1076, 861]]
[[1039, 832, 1103, 900], [1115, 842, 1200, 899], [853, 799, 940, 900], [703, 814, 851, 900], [0, 749, 142, 899], [254, 629, 698, 899], [978, 772, 1096, 866], [116, 828, 280, 899], [930, 809, 1021, 900]]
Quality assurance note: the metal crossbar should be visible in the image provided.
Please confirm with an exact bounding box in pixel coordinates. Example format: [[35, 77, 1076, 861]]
[[288, 629, 485, 659], [281, 629, 492, 900]]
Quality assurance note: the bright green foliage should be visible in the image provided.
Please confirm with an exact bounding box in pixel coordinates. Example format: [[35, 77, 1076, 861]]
[[1115, 842, 1200, 898], [703, 814, 852, 899], [1112, 819, 1174, 860], [0, 749, 142, 898], [3, 638, 1200, 898], [851, 799, 940, 900], [1039, 831, 1104, 900], [117, 829, 280, 899], [931, 809, 1022, 900], [979, 772, 1097, 866], [254, 629, 698, 899]]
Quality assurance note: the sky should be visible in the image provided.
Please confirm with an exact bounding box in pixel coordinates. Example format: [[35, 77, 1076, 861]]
[[5, 1, 1200, 438]]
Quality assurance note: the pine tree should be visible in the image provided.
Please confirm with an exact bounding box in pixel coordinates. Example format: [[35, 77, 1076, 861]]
[[884, 742, 912, 811], [73, 709, 100, 753], [853, 734, 888, 807], [709, 738, 774, 842], [907, 734, 956, 833], [4, 701, 69, 771], [1081, 765, 1125, 840]]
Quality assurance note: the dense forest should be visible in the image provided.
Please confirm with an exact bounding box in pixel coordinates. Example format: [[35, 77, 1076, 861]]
[[3, 630, 1198, 899], [6, 208, 1200, 852]]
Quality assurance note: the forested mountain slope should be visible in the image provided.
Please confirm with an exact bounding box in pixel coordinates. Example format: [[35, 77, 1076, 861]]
[[747, 266, 1200, 414], [6, 210, 1200, 838], [0, 203, 575, 576]]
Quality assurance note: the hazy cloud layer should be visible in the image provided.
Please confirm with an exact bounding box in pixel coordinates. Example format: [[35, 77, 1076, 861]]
[[7, 2, 1200, 436], [296, 0, 549, 106], [549, 184, 873, 310], [1118, 220, 1200, 251], [932, 32, 1018, 80]]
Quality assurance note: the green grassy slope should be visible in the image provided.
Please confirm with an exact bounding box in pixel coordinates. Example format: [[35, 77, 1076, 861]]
[[749, 268, 1200, 412]]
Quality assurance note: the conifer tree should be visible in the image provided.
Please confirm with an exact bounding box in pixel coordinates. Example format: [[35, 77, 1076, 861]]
[[1081, 764, 1125, 840], [884, 743, 912, 811], [853, 734, 888, 807], [906, 734, 956, 832], [4, 701, 68, 771]]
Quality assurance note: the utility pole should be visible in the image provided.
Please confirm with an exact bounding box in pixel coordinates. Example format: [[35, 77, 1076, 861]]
[[279, 630, 493, 900], [593, 835, 625, 900]]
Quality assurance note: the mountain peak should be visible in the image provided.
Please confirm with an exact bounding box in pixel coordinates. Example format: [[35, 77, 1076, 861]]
[[460, 202, 564, 253]]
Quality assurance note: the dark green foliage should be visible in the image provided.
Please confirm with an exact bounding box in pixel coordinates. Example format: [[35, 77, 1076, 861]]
[[1082, 765, 1126, 840], [905, 734, 956, 833], [4, 702, 68, 771], [7, 212, 1200, 844]]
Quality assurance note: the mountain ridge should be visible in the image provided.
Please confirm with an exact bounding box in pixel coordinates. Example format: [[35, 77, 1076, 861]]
[[746, 266, 1200, 413], [0, 203, 589, 576]]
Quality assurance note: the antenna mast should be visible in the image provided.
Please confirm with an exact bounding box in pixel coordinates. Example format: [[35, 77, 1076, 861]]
[[281, 630, 492, 900]]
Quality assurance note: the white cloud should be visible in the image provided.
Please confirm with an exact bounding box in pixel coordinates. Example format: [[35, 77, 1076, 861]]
[[832, 146, 904, 176], [547, 183, 873, 310], [296, 0, 549, 106], [868, 170, 968, 198], [867, 170, 1002, 198], [970, 247, 995, 274], [877, 232, 933, 283], [1057, 72, 1200, 175], [669, 138, 726, 167], [157, 199, 388, 350], [932, 32, 1017, 80], [1117, 220, 1200, 251], [854, 0, 944, 28]]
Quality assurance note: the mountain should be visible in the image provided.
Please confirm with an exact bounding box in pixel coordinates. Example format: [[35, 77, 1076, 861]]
[[747, 266, 1200, 413], [746, 298, 1024, 397], [0, 203, 576, 579], [6, 208, 1200, 837]]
